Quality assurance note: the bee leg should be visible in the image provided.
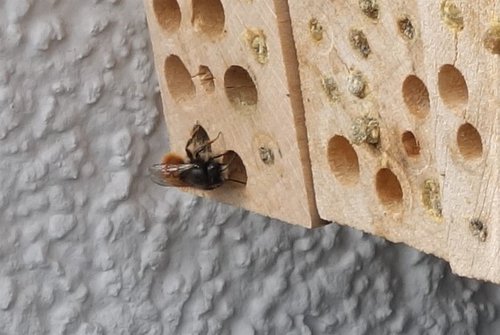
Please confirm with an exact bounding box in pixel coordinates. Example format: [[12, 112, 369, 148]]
[[218, 151, 247, 186], [219, 151, 237, 172], [185, 138, 195, 161], [222, 156, 247, 185], [193, 131, 222, 159]]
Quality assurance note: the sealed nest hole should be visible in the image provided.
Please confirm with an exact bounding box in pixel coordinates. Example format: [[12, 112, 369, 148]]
[[359, 0, 379, 20], [398, 17, 415, 40], [483, 22, 500, 54], [349, 29, 371, 58]]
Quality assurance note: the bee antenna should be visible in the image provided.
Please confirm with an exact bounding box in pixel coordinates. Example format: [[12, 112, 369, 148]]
[[193, 131, 223, 157], [212, 131, 222, 142]]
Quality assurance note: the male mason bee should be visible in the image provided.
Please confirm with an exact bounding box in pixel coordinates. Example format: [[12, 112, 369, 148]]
[[149, 124, 246, 190]]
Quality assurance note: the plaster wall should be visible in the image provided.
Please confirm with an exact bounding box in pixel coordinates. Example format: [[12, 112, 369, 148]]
[[0, 0, 499, 334]]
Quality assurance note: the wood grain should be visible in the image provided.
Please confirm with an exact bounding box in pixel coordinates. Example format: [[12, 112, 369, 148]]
[[288, 0, 499, 283], [143, 0, 322, 227], [143, 0, 498, 283]]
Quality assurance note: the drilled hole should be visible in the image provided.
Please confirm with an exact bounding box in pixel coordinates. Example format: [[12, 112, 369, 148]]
[[457, 123, 483, 159], [164, 55, 195, 102], [402, 131, 420, 156], [376, 168, 403, 208], [224, 66, 258, 111], [222, 150, 247, 186], [192, 0, 225, 38], [153, 0, 181, 33], [438, 64, 468, 112], [327, 136, 360, 185], [402, 75, 430, 118], [196, 65, 215, 93]]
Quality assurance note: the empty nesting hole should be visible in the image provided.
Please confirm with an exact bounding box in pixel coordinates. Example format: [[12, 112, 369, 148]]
[[402, 131, 420, 156], [457, 123, 483, 159], [327, 136, 360, 185], [438, 64, 468, 112], [376, 168, 403, 208], [222, 150, 247, 186], [192, 0, 225, 38], [402, 75, 430, 118], [224, 66, 258, 110], [153, 0, 181, 33], [164, 55, 195, 102]]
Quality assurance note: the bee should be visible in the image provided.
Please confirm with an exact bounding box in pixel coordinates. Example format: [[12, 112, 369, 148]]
[[149, 124, 246, 190]]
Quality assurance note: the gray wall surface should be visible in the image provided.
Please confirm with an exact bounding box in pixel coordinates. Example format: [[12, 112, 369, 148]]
[[0, 0, 498, 334]]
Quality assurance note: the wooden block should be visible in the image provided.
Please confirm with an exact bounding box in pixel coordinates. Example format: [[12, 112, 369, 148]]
[[288, 0, 499, 283], [143, 0, 322, 227]]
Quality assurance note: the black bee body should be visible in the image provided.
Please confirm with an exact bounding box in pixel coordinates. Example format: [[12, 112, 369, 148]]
[[149, 124, 244, 190], [179, 158, 224, 190]]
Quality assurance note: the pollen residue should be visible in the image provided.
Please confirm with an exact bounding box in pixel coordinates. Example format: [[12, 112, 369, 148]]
[[245, 29, 268, 64], [422, 179, 443, 221]]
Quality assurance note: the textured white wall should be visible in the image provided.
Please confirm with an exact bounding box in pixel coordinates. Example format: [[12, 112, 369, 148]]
[[0, 0, 499, 334]]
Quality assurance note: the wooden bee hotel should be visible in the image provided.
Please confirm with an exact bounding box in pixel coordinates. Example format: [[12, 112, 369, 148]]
[[143, 0, 499, 284]]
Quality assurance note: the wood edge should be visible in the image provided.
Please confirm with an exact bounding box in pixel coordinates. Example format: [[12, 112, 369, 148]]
[[273, 0, 322, 228]]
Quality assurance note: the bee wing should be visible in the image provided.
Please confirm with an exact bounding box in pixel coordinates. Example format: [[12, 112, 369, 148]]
[[186, 124, 212, 160], [148, 163, 196, 187]]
